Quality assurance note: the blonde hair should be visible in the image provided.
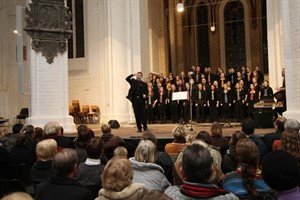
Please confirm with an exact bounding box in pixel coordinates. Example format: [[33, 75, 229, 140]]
[[36, 139, 57, 161], [1, 192, 33, 200], [44, 121, 61, 136], [186, 133, 197, 144], [210, 122, 223, 137], [101, 157, 133, 192], [134, 140, 156, 163], [114, 146, 128, 158]]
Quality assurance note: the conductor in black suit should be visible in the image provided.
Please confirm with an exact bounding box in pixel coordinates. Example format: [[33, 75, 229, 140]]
[[126, 72, 148, 132]]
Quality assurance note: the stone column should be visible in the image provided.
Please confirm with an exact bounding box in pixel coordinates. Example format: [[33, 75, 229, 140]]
[[281, 0, 300, 122], [24, 0, 76, 133]]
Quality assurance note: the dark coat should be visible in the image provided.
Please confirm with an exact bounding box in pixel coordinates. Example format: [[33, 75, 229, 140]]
[[35, 176, 93, 200], [263, 131, 282, 152], [30, 160, 54, 184], [126, 74, 148, 102]]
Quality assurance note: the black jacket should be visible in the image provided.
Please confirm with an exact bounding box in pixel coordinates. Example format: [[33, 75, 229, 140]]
[[126, 74, 148, 102]]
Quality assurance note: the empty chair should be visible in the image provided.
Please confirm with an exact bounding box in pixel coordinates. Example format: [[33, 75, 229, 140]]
[[16, 108, 29, 124], [90, 105, 100, 124], [72, 100, 86, 124]]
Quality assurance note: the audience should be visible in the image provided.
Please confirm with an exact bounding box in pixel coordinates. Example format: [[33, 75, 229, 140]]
[[263, 116, 286, 152], [43, 121, 73, 149], [76, 138, 105, 198], [222, 131, 246, 173], [223, 138, 276, 199], [74, 126, 95, 164], [101, 124, 125, 159], [164, 126, 186, 156], [210, 122, 229, 152], [96, 157, 164, 200], [1, 192, 33, 200], [141, 131, 174, 184], [30, 139, 57, 185], [165, 143, 238, 199], [241, 118, 268, 160], [0, 123, 23, 152], [32, 127, 44, 144], [113, 146, 128, 158], [280, 130, 300, 164], [9, 125, 36, 167], [35, 148, 92, 200], [129, 140, 170, 192], [262, 150, 300, 199]]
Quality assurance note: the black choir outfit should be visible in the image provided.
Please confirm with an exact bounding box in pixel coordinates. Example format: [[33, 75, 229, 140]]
[[233, 88, 246, 122], [126, 74, 148, 132], [193, 87, 207, 123], [220, 89, 233, 123], [245, 89, 260, 119], [207, 89, 219, 122]]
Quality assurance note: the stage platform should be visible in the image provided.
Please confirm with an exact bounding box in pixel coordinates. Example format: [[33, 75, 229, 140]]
[[83, 122, 274, 139]]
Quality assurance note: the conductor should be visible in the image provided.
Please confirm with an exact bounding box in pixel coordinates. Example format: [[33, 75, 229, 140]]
[[126, 72, 148, 132]]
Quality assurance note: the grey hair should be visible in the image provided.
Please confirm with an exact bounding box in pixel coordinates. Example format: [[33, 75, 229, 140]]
[[284, 118, 300, 132], [44, 121, 61, 136]]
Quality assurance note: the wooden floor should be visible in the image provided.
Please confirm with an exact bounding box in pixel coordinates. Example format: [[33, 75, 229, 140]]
[[83, 122, 274, 139]]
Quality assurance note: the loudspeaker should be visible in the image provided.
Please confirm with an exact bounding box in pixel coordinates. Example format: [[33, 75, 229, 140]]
[[108, 120, 120, 129]]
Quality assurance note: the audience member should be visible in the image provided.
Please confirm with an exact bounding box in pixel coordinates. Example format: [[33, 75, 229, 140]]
[[9, 125, 36, 167], [43, 121, 73, 149], [129, 140, 170, 192], [263, 116, 286, 152], [185, 132, 197, 144], [210, 122, 229, 151], [164, 126, 186, 156], [241, 118, 268, 160], [222, 131, 246, 173], [280, 130, 300, 163], [165, 144, 238, 199], [223, 138, 276, 199], [142, 131, 174, 184], [0, 192, 33, 200], [33, 127, 44, 143], [74, 126, 95, 164], [35, 148, 92, 200], [97, 157, 155, 200], [113, 146, 128, 158], [76, 138, 105, 198], [0, 123, 23, 151], [273, 118, 300, 150], [30, 139, 57, 184], [101, 124, 125, 159], [262, 150, 300, 199], [0, 145, 9, 178]]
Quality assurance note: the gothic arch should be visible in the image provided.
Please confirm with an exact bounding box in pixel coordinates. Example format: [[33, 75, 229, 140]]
[[219, 0, 251, 70]]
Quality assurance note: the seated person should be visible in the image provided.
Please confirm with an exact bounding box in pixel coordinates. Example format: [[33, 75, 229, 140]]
[[262, 150, 300, 199], [164, 126, 187, 157], [35, 148, 92, 200], [101, 124, 125, 159], [223, 138, 276, 199], [76, 138, 105, 198], [30, 139, 57, 184], [129, 140, 170, 192], [164, 144, 238, 199]]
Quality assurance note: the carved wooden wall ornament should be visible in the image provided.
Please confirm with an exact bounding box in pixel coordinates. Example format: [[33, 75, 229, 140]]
[[24, 0, 72, 64]]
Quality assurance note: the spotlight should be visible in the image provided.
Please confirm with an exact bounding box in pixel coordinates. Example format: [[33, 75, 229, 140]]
[[177, 3, 184, 12]]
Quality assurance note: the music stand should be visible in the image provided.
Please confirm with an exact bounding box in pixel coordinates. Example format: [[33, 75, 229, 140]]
[[172, 91, 193, 131]]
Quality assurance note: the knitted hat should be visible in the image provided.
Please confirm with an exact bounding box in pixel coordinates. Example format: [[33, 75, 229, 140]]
[[262, 150, 299, 191]]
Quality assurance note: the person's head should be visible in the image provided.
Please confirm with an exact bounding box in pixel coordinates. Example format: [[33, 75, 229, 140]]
[[172, 126, 186, 143], [241, 118, 255, 135], [201, 77, 207, 84], [252, 77, 257, 84], [185, 133, 197, 144], [86, 138, 103, 159], [185, 82, 190, 90], [12, 123, 23, 134], [113, 146, 128, 158], [210, 122, 223, 137], [181, 144, 213, 183], [136, 71, 143, 81], [280, 130, 300, 162], [33, 127, 44, 143], [53, 148, 78, 177], [44, 121, 61, 136], [236, 138, 259, 167], [262, 150, 299, 191], [246, 66, 251, 72], [101, 124, 112, 134], [223, 83, 228, 90], [76, 127, 94, 148], [20, 124, 35, 136], [197, 83, 203, 90], [263, 80, 269, 87], [237, 71, 242, 77], [229, 131, 246, 146], [236, 138, 260, 197], [250, 83, 255, 90], [101, 157, 134, 192], [36, 139, 57, 161], [1, 192, 33, 200], [210, 84, 215, 91], [196, 131, 212, 145], [134, 140, 156, 163], [274, 117, 286, 132], [141, 131, 157, 145], [284, 118, 300, 132]]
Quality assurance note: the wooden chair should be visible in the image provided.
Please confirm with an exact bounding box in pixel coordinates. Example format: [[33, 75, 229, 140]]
[[90, 105, 100, 124], [81, 105, 90, 123], [72, 100, 86, 124]]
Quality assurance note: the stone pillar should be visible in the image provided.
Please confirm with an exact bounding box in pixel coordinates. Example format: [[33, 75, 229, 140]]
[[281, 0, 300, 122], [24, 0, 76, 133]]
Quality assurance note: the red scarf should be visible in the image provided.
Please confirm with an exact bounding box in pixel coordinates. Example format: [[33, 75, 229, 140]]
[[180, 183, 228, 198]]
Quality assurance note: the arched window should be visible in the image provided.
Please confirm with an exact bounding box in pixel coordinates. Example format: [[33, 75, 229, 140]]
[[224, 1, 245, 70]]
